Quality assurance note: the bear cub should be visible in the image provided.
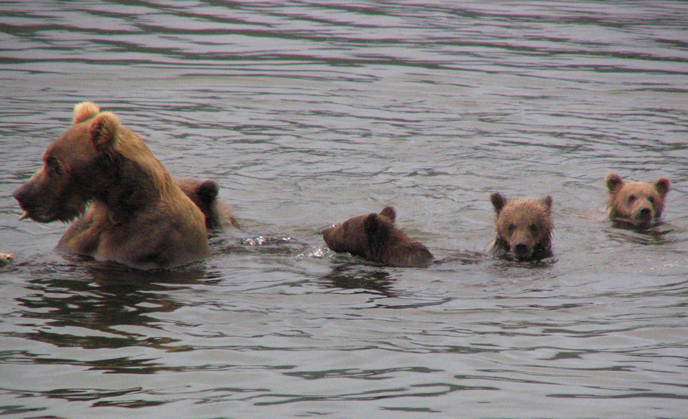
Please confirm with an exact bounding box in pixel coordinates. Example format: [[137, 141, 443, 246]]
[[489, 193, 554, 261], [322, 206, 434, 267], [606, 173, 670, 229], [176, 178, 240, 231]]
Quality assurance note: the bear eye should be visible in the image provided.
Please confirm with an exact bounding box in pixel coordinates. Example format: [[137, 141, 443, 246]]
[[627, 195, 636, 204], [529, 224, 538, 234], [648, 196, 655, 204], [507, 224, 516, 233], [45, 157, 62, 175]]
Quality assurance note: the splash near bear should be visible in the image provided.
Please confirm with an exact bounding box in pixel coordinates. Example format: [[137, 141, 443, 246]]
[[322, 206, 434, 267], [606, 172, 670, 229], [489, 193, 554, 261], [13, 102, 210, 269]]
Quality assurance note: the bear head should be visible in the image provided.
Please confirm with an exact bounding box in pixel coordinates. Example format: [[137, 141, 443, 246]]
[[606, 173, 670, 229], [322, 206, 433, 267], [13, 102, 167, 224], [490, 193, 554, 261]]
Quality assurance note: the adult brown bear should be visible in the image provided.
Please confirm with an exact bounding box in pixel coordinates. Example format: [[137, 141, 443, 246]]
[[13, 102, 210, 269]]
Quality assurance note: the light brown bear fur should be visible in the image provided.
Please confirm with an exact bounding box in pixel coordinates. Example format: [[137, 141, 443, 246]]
[[322, 206, 434, 267], [176, 178, 240, 231], [489, 193, 554, 261], [13, 102, 210, 269], [606, 173, 670, 229]]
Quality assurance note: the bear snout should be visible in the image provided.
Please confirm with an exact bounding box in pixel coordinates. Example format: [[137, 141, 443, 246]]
[[638, 207, 652, 219], [12, 180, 62, 223], [12, 183, 38, 216], [633, 206, 654, 227], [512, 242, 531, 258]]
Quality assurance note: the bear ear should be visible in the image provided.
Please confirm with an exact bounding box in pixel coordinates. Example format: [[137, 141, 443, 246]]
[[73, 102, 101, 125], [89, 112, 120, 152], [606, 173, 624, 193], [364, 213, 390, 246], [364, 213, 380, 236], [197, 180, 219, 204], [541, 195, 553, 211], [380, 206, 396, 222], [490, 193, 507, 214], [653, 177, 671, 197]]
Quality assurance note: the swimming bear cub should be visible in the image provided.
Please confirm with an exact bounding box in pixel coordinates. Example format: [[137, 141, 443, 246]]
[[489, 193, 554, 261], [606, 172, 670, 229], [176, 178, 240, 231], [322, 206, 434, 267]]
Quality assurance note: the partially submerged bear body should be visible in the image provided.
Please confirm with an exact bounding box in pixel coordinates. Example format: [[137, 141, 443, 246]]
[[322, 206, 434, 267], [176, 178, 239, 231], [489, 193, 553, 261], [606, 173, 670, 229], [13, 102, 210, 269]]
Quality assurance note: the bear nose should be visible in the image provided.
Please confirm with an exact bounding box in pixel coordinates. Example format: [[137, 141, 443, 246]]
[[12, 184, 30, 205], [513, 243, 529, 257], [639, 207, 652, 219]]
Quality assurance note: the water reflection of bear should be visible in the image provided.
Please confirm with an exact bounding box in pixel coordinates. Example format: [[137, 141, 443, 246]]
[[17, 265, 208, 361], [320, 265, 397, 297]]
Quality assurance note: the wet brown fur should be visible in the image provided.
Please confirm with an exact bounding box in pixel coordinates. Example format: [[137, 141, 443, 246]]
[[489, 193, 553, 261], [12, 102, 210, 269], [322, 206, 434, 267], [176, 178, 240, 231]]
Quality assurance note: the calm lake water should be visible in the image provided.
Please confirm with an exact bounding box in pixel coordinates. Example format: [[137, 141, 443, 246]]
[[1, 1, 688, 418]]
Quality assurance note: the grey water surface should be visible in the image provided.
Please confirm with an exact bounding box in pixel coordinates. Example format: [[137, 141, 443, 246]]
[[1, 1, 687, 418]]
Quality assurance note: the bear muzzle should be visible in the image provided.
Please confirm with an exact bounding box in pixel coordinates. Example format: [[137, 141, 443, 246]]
[[512, 241, 532, 259], [629, 199, 655, 228], [13, 182, 58, 223]]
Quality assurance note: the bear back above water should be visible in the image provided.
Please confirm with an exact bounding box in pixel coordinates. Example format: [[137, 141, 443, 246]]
[[12, 102, 210, 269], [322, 206, 434, 267], [489, 193, 554, 261], [606, 172, 670, 229]]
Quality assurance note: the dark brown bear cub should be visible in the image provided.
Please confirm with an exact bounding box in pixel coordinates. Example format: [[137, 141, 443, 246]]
[[489, 193, 554, 261], [176, 178, 240, 231], [322, 206, 434, 267], [606, 173, 670, 229], [13, 102, 210, 269]]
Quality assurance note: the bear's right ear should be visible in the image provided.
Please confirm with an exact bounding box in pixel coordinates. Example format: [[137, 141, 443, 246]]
[[541, 195, 553, 212], [490, 193, 507, 214], [197, 180, 219, 205], [73, 102, 101, 125], [89, 112, 120, 152], [380, 206, 396, 222], [606, 173, 624, 193]]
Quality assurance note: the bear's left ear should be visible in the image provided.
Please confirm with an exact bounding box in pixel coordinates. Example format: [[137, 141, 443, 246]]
[[654, 177, 671, 197], [490, 193, 507, 214], [89, 112, 120, 152], [197, 180, 219, 205], [364, 212, 391, 244], [364, 213, 380, 236], [541, 195, 553, 212]]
